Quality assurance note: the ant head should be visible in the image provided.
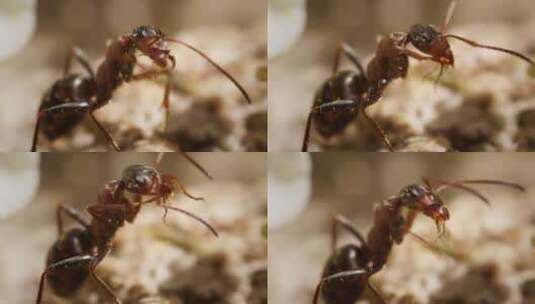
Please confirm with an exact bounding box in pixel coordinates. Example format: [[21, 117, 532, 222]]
[[130, 25, 174, 68], [407, 24, 454, 67], [399, 184, 450, 226], [121, 164, 161, 195]]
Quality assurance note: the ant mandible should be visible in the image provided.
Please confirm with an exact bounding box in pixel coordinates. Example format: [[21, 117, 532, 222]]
[[313, 178, 525, 304], [302, 1, 534, 152], [31, 25, 252, 152], [35, 153, 218, 304]]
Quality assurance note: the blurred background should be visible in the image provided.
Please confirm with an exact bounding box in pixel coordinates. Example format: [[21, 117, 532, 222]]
[[0, 152, 266, 303], [269, 153, 535, 303], [269, 0, 535, 151], [0, 0, 267, 151]]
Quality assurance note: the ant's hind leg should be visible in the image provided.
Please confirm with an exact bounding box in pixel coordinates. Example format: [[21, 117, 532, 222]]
[[36, 255, 96, 304], [56, 203, 90, 236], [331, 214, 367, 253], [332, 43, 366, 75]]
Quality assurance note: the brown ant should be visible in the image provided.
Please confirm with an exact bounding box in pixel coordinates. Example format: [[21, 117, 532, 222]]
[[301, 1, 534, 152], [313, 178, 525, 304], [31, 25, 252, 152], [35, 153, 217, 304]]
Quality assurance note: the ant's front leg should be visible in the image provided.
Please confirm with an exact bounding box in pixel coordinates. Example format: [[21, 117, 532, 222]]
[[131, 68, 173, 132], [396, 46, 434, 62], [56, 203, 90, 236], [332, 43, 366, 75]]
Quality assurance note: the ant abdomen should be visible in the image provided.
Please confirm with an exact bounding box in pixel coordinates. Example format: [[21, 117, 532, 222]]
[[45, 228, 95, 297], [320, 244, 370, 304], [312, 71, 367, 137], [39, 75, 95, 140]]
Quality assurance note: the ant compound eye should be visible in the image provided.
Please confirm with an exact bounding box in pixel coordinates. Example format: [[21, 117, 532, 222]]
[[408, 24, 439, 52]]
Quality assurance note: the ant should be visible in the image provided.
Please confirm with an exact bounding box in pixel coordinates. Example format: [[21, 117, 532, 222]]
[[313, 178, 525, 304], [31, 25, 252, 152], [35, 153, 218, 304], [301, 1, 534, 152]]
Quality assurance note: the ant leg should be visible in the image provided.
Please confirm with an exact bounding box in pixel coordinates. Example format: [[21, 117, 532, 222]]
[[36, 254, 95, 304], [89, 112, 121, 151], [331, 214, 367, 253], [56, 203, 90, 236], [64, 46, 95, 79], [89, 259, 121, 304], [31, 112, 42, 151], [444, 34, 534, 65], [359, 106, 394, 152], [332, 43, 366, 75], [313, 269, 369, 304], [367, 281, 387, 304], [131, 68, 173, 132], [301, 112, 313, 152], [398, 47, 434, 62], [162, 175, 205, 201], [313, 100, 359, 113], [162, 77, 171, 132]]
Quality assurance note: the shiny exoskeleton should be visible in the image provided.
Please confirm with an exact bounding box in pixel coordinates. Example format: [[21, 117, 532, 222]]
[[302, 0, 534, 152], [36, 154, 217, 304], [31, 25, 252, 152], [314, 178, 525, 304]]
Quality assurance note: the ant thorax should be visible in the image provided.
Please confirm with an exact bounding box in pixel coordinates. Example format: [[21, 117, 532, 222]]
[[390, 206, 412, 244]]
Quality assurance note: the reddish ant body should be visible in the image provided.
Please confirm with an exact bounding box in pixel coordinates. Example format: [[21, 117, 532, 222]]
[[313, 178, 525, 304], [36, 153, 217, 304], [302, 1, 534, 152], [31, 25, 251, 152]]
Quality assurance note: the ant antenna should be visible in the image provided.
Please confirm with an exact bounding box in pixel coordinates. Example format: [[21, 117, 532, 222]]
[[441, 0, 459, 33], [165, 38, 252, 104], [161, 205, 218, 237], [424, 178, 525, 206], [444, 34, 535, 66], [178, 150, 213, 180], [156, 151, 213, 180]]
